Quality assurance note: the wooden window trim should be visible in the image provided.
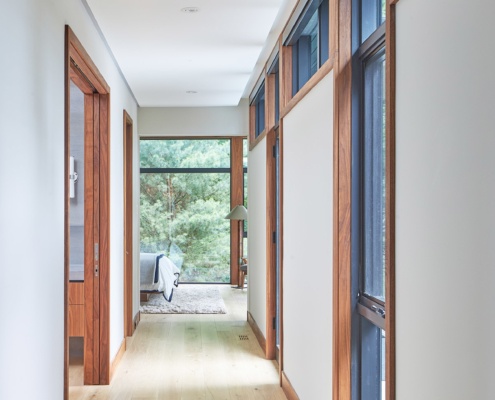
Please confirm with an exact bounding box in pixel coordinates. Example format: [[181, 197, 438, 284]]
[[231, 137, 244, 286], [333, 0, 396, 398], [278, 0, 334, 117], [249, 77, 268, 150], [266, 74, 276, 133], [280, 58, 334, 120], [385, 2, 397, 399]]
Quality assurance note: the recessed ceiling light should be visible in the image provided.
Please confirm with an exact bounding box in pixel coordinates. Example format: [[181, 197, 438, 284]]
[[181, 7, 199, 13], [186, 91, 198, 94]]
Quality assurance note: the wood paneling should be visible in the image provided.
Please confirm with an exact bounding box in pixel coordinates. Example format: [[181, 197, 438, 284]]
[[83, 92, 96, 385], [230, 137, 244, 286], [266, 73, 276, 131], [69, 282, 85, 337], [280, 45, 292, 110], [247, 311, 267, 353], [69, 282, 85, 305], [333, 0, 353, 398], [385, 3, 397, 399], [69, 305, 85, 337]]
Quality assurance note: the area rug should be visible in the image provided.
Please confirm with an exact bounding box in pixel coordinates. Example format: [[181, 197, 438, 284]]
[[140, 285, 227, 314]]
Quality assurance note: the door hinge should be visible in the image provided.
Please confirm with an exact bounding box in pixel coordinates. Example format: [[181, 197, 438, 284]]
[[272, 316, 276, 330], [273, 145, 277, 158], [272, 231, 277, 244]]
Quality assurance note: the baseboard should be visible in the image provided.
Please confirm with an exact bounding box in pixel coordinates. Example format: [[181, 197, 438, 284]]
[[110, 338, 126, 381], [247, 311, 266, 355], [282, 371, 300, 400], [133, 311, 141, 332]]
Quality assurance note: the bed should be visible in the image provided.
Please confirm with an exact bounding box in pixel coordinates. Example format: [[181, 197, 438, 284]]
[[140, 252, 181, 302]]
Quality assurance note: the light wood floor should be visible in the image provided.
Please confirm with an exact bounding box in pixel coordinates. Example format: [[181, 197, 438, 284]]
[[69, 285, 287, 400]]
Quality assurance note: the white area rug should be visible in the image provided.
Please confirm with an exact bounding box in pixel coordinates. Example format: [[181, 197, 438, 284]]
[[140, 285, 227, 314]]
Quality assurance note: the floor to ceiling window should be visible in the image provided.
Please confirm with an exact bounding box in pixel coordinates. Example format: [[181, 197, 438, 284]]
[[140, 139, 234, 283], [351, 0, 388, 398]]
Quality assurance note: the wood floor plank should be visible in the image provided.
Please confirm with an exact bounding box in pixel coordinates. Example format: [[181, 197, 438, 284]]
[[69, 285, 287, 400]]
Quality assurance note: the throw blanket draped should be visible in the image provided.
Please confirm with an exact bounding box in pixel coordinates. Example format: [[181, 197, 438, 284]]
[[140, 253, 180, 302]]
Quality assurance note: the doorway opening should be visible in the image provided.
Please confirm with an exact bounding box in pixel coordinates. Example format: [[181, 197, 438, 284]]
[[266, 128, 282, 363], [64, 26, 111, 398], [139, 138, 247, 285], [123, 111, 134, 337]]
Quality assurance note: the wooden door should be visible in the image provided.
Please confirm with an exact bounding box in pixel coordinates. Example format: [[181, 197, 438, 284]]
[[65, 26, 111, 398]]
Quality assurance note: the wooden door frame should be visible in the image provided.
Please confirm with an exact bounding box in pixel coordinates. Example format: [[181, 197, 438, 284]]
[[64, 25, 111, 398], [265, 128, 277, 360], [230, 137, 244, 286], [266, 125, 284, 379], [123, 110, 134, 337]]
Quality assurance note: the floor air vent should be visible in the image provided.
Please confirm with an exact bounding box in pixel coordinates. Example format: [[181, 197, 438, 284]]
[[239, 335, 249, 341]]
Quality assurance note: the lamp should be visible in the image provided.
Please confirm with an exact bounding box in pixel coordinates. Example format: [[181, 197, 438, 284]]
[[225, 205, 247, 221], [226, 205, 247, 288]]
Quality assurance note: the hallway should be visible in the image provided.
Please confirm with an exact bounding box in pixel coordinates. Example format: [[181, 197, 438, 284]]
[[69, 285, 286, 400]]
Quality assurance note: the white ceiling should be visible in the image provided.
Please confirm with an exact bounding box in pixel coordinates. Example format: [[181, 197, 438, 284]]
[[84, 0, 297, 107]]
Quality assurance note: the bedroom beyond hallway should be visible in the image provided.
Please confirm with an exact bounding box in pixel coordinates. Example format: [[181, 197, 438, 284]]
[[69, 285, 286, 399]]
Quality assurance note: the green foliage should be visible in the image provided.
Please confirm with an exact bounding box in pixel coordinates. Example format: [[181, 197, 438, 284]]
[[140, 140, 231, 283]]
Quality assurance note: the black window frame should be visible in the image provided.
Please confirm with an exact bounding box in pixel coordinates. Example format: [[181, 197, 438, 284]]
[[267, 56, 280, 128], [252, 82, 266, 138], [351, 1, 387, 399], [139, 138, 248, 284], [285, 0, 329, 97]]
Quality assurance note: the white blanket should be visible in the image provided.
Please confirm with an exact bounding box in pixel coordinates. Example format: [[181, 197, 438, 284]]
[[140, 253, 180, 301]]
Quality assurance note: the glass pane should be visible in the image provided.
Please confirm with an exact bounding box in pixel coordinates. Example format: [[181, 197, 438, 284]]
[[319, 0, 330, 66], [361, 0, 386, 43], [243, 138, 248, 168], [360, 317, 385, 400], [69, 81, 85, 282], [255, 85, 265, 137], [363, 47, 386, 301], [302, 10, 319, 77], [140, 139, 230, 169], [140, 172, 231, 283]]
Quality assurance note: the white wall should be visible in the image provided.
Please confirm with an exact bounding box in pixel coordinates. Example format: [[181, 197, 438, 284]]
[[138, 100, 249, 137], [0, 1, 138, 398], [282, 72, 333, 399], [395, 1, 495, 399], [247, 139, 268, 335]]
